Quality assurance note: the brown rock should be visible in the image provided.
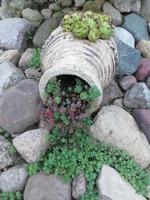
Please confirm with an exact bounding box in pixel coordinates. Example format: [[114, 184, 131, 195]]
[[136, 40, 150, 59]]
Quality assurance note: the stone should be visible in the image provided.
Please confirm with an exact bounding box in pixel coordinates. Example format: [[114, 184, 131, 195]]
[[0, 165, 28, 192], [0, 79, 42, 134], [90, 105, 150, 168], [19, 48, 34, 70], [0, 50, 21, 65], [0, 50, 4, 56], [74, 0, 85, 7], [123, 14, 149, 42], [135, 59, 150, 81], [114, 37, 141, 75], [25, 68, 42, 81], [103, 2, 122, 26], [22, 8, 43, 28], [141, 0, 150, 22], [109, 0, 131, 13], [136, 40, 150, 59], [95, 0, 106, 9], [72, 174, 86, 199], [131, 0, 141, 14], [33, 18, 59, 48], [41, 9, 52, 19], [133, 109, 150, 143], [24, 173, 72, 200], [114, 27, 135, 48], [0, 0, 33, 18], [57, 0, 72, 7], [146, 77, 150, 89], [97, 165, 146, 200], [83, 1, 100, 12], [0, 61, 25, 97], [101, 79, 123, 106], [13, 129, 49, 163], [113, 98, 123, 108], [123, 82, 150, 109], [119, 75, 137, 91], [49, 2, 61, 12], [0, 18, 32, 52], [0, 136, 15, 170], [34, 0, 48, 3]]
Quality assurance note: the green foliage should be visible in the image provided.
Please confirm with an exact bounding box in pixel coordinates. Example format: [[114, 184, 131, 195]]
[[82, 117, 93, 126], [0, 128, 12, 141], [27, 128, 149, 199], [62, 11, 114, 42], [74, 79, 83, 94], [27, 48, 41, 69], [80, 86, 101, 102], [8, 145, 17, 156], [0, 192, 22, 200], [46, 80, 61, 96], [61, 114, 70, 126]]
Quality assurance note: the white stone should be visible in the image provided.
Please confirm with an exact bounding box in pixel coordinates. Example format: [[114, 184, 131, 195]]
[[90, 105, 150, 168], [0, 49, 21, 65], [97, 165, 146, 200], [0, 60, 25, 97], [114, 27, 135, 48], [13, 129, 49, 163]]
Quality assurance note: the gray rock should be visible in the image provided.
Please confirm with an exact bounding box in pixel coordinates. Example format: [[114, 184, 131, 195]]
[[33, 18, 59, 48], [97, 165, 146, 200], [133, 109, 150, 143], [113, 98, 123, 108], [41, 9, 52, 19], [114, 37, 141, 75], [0, 61, 25, 97], [90, 105, 150, 168], [49, 2, 61, 12], [119, 75, 137, 91], [0, 50, 21, 65], [74, 0, 85, 7], [0, 79, 42, 134], [22, 8, 43, 28], [13, 129, 49, 163], [19, 48, 34, 70], [109, 0, 131, 13], [103, 2, 122, 26], [131, 0, 141, 14], [57, 0, 72, 7], [0, 0, 33, 18], [25, 68, 42, 81], [141, 0, 150, 22], [0, 18, 32, 52], [72, 174, 86, 199], [146, 77, 150, 89], [123, 82, 150, 109], [0, 136, 15, 170], [114, 27, 135, 48], [0, 165, 28, 192], [102, 79, 123, 106], [24, 173, 72, 200], [123, 13, 149, 42]]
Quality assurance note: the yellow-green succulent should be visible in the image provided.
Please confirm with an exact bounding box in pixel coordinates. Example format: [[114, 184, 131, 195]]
[[62, 11, 114, 42]]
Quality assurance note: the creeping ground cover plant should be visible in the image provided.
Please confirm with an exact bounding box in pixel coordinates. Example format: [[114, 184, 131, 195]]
[[27, 77, 149, 200]]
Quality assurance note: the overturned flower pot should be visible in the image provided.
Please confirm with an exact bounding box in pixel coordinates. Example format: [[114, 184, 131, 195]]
[[39, 25, 118, 114]]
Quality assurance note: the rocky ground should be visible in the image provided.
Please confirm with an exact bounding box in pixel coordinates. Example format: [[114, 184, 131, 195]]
[[0, 0, 150, 200]]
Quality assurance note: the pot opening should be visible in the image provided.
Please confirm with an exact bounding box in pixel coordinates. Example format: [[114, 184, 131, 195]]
[[40, 75, 101, 133]]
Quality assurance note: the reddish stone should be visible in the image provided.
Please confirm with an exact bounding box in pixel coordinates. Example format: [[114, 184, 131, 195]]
[[133, 109, 150, 143], [119, 75, 137, 91], [135, 58, 150, 81]]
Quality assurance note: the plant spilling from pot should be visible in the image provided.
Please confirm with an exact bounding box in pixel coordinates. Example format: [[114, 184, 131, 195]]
[[62, 11, 114, 42], [40, 77, 101, 135]]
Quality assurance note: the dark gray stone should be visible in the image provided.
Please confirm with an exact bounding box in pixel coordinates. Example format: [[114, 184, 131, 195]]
[[0, 79, 42, 134], [33, 18, 60, 48], [123, 13, 149, 42], [114, 37, 141, 75], [133, 109, 150, 143]]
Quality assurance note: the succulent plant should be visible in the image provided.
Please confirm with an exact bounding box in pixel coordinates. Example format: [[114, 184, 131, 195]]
[[73, 21, 89, 39], [62, 11, 114, 42]]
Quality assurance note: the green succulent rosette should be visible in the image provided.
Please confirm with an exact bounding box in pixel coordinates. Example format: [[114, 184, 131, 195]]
[[73, 21, 89, 39], [62, 11, 114, 42]]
